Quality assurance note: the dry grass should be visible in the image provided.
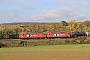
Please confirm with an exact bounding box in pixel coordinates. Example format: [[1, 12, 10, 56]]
[[0, 44, 90, 60]]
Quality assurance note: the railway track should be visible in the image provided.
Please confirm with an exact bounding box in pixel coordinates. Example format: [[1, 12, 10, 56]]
[[0, 36, 87, 42], [0, 38, 79, 41], [0, 39, 22, 42]]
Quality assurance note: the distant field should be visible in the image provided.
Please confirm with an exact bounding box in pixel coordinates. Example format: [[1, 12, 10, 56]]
[[0, 44, 90, 60]]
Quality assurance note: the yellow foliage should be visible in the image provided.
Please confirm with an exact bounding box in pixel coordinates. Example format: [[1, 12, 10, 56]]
[[76, 40, 81, 43]]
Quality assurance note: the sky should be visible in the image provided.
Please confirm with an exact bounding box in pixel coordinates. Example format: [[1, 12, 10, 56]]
[[0, 0, 90, 23]]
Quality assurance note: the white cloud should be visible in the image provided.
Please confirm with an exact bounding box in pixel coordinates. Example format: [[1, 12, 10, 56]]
[[28, 7, 89, 22]]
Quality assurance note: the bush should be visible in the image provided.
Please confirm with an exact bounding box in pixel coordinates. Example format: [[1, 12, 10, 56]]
[[0, 42, 6, 48], [83, 37, 90, 44]]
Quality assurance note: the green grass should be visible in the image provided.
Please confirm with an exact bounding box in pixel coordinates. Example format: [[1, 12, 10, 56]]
[[0, 44, 90, 52], [0, 44, 90, 60]]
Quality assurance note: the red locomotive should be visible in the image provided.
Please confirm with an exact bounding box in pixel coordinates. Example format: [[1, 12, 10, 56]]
[[47, 32, 70, 38], [19, 33, 46, 39]]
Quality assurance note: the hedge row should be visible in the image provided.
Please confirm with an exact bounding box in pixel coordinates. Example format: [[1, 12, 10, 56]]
[[0, 37, 90, 48]]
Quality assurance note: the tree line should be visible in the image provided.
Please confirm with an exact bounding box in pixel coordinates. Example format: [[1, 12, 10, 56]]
[[0, 20, 90, 39]]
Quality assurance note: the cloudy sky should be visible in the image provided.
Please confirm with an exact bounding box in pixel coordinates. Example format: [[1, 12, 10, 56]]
[[0, 0, 90, 23]]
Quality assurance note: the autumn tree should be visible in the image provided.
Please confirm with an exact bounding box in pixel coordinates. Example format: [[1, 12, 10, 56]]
[[68, 20, 78, 32]]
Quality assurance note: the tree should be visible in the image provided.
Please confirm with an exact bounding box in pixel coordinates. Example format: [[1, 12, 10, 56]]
[[61, 20, 68, 26], [68, 20, 78, 32]]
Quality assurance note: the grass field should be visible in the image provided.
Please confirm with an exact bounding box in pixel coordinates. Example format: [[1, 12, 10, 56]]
[[0, 44, 90, 60]]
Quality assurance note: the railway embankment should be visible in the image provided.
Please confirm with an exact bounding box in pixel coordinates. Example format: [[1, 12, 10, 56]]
[[0, 36, 90, 48]]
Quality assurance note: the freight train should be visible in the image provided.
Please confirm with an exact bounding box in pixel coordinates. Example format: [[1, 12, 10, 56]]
[[19, 32, 90, 39]]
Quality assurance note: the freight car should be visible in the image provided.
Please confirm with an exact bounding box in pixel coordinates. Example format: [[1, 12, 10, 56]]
[[70, 32, 86, 38], [19, 32, 90, 39]]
